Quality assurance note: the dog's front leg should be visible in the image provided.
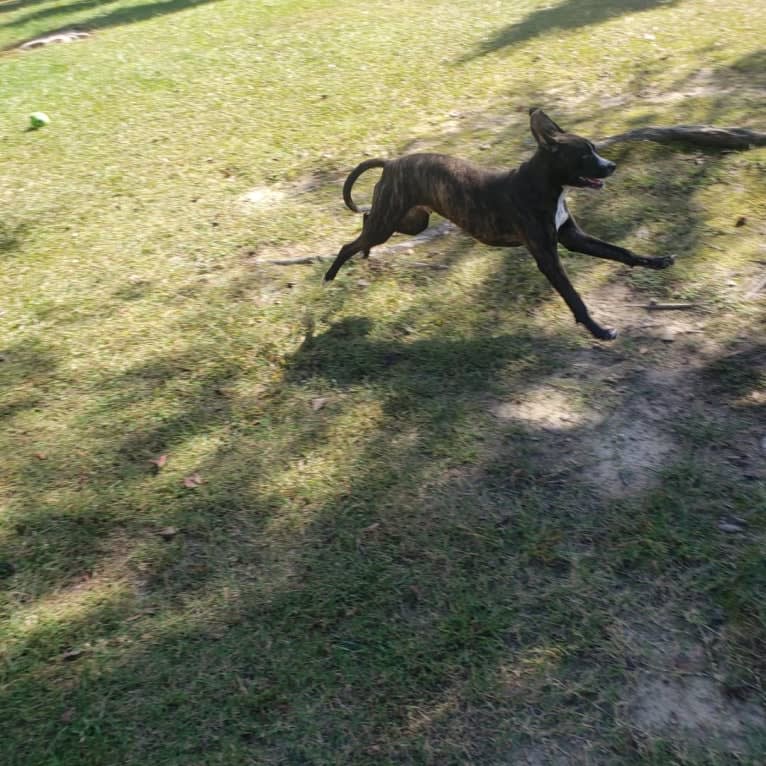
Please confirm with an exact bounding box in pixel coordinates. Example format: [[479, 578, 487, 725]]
[[558, 218, 674, 270], [526, 228, 617, 340]]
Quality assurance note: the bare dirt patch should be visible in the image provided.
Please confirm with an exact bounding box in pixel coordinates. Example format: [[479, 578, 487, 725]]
[[588, 415, 674, 497], [561, 282, 737, 496], [614, 609, 766, 754], [238, 185, 287, 210], [488, 326, 684, 498], [629, 674, 765, 748], [507, 740, 593, 766], [489, 384, 599, 431], [237, 172, 337, 213]]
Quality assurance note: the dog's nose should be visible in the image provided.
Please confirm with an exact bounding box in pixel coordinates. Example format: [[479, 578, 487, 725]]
[[604, 160, 617, 176]]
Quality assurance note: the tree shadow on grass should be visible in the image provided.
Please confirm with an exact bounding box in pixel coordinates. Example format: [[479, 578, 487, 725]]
[[2, 0, 222, 50], [0, 337, 57, 422], [3, 314, 764, 763], [2, 51, 765, 764], [700, 341, 766, 415], [458, 0, 681, 63], [0, 304, 600, 763], [0, 0, 51, 15], [0, 222, 25, 255], [1, 173, 764, 757], [283, 315, 545, 399]]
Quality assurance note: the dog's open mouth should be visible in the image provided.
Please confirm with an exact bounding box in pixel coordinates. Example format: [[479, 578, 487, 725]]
[[579, 177, 605, 189]]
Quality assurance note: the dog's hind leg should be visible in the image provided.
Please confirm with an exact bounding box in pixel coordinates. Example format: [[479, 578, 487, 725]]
[[327, 177, 409, 279], [359, 208, 428, 259], [558, 218, 674, 269], [324, 235, 369, 281], [324, 218, 398, 281]]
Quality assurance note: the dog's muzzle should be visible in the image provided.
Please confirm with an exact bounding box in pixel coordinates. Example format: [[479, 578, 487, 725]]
[[579, 159, 616, 189]]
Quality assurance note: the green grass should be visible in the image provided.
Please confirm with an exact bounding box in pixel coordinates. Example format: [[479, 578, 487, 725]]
[[1, 1, 765, 764]]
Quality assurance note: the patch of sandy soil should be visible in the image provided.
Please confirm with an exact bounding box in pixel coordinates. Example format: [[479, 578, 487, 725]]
[[614, 610, 766, 753], [507, 741, 592, 766], [588, 416, 674, 497], [489, 381, 676, 498], [629, 675, 764, 747], [496, 276, 761, 497], [239, 186, 286, 209], [489, 384, 601, 431], [237, 171, 337, 214]]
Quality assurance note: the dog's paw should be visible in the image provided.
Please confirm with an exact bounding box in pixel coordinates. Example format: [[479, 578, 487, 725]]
[[592, 325, 618, 341], [650, 254, 675, 270]]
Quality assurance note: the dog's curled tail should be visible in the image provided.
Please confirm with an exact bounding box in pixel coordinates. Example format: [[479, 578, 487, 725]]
[[343, 158, 387, 213]]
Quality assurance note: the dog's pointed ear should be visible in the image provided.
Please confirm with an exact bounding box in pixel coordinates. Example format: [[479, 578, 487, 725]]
[[529, 108, 564, 150]]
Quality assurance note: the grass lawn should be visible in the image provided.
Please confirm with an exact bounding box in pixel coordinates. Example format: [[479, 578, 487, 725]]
[[1, 0, 765, 763]]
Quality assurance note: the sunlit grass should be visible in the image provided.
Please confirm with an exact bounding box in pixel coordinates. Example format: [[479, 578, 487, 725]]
[[1, 0, 765, 764]]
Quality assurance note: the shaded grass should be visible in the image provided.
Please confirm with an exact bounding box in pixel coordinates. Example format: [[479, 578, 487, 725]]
[[458, 0, 684, 63], [1, 0, 766, 764]]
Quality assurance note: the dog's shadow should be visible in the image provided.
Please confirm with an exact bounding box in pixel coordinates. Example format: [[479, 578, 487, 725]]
[[284, 316, 546, 412]]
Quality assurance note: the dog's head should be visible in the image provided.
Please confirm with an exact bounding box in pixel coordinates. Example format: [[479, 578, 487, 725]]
[[529, 108, 615, 189]]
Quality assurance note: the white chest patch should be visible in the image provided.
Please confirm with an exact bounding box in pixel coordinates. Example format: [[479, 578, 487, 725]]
[[555, 192, 569, 230]]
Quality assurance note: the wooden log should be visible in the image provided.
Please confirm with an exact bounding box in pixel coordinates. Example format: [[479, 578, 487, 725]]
[[597, 125, 766, 150]]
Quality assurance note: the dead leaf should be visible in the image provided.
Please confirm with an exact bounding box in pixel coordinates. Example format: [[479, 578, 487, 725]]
[[311, 397, 328, 411], [735, 216, 747, 227], [158, 526, 180, 541], [183, 473, 203, 488], [61, 648, 85, 662], [34, 452, 47, 460], [150, 454, 168, 469], [717, 517, 747, 533]]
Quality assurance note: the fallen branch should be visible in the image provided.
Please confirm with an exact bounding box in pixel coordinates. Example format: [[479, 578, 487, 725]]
[[255, 221, 456, 267], [645, 300, 698, 311], [410, 261, 451, 270], [258, 254, 335, 265], [598, 125, 766, 150]]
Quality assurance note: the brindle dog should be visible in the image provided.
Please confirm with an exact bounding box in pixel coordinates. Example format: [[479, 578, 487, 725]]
[[324, 109, 674, 340]]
